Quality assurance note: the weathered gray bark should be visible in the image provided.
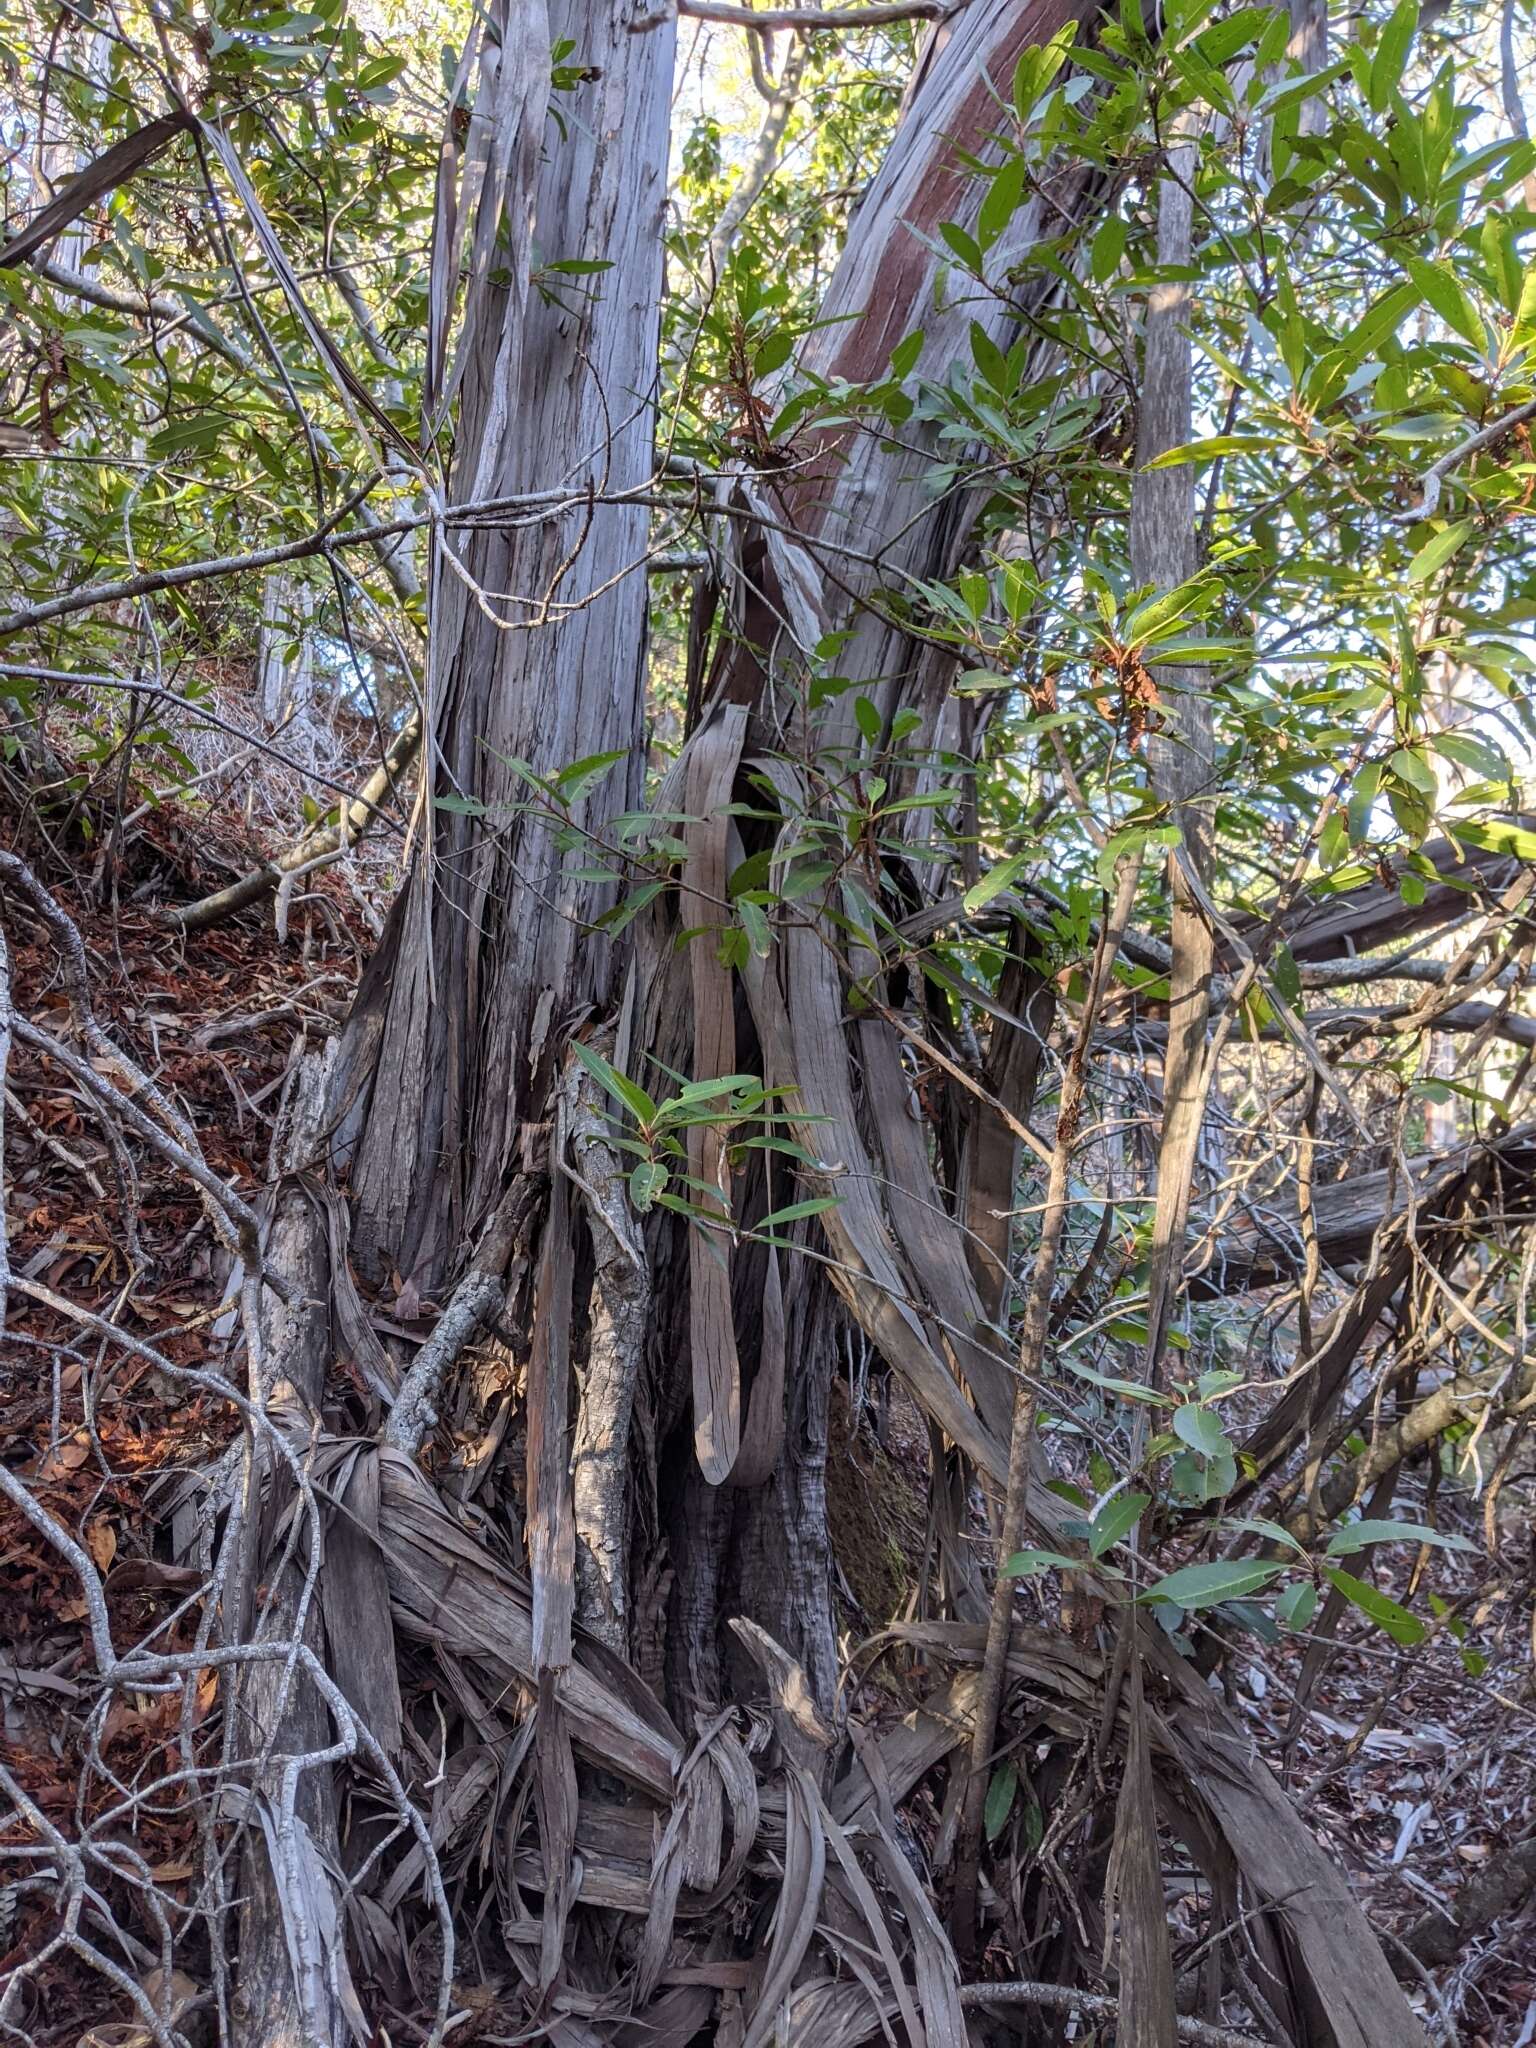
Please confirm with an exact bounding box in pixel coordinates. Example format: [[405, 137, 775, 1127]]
[[334, 0, 675, 1289], [233, 1054, 361, 2048]]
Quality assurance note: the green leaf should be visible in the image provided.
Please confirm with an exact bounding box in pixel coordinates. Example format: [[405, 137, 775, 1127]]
[[1405, 258, 1486, 353], [1003, 1549, 1080, 1578], [1431, 731, 1507, 780], [1406, 520, 1472, 582], [1146, 434, 1282, 469], [1451, 816, 1536, 861], [755, 1195, 840, 1230], [1271, 942, 1302, 1008], [970, 319, 1011, 396], [738, 898, 773, 958], [1347, 760, 1382, 843], [854, 694, 883, 744], [628, 1160, 667, 1212], [1276, 1580, 1319, 1631], [977, 155, 1028, 251], [1323, 1567, 1425, 1644], [753, 329, 794, 378], [963, 852, 1030, 915], [1096, 823, 1179, 891], [554, 748, 628, 799], [1059, 1360, 1163, 1402], [1388, 746, 1437, 796], [666, 1073, 761, 1107], [1510, 261, 1536, 354], [939, 221, 983, 272], [1091, 214, 1128, 284], [1012, 23, 1076, 125], [888, 329, 924, 379], [1325, 1519, 1475, 1557], [984, 1760, 1019, 1842], [571, 1039, 657, 1128], [1173, 1403, 1229, 1458], [597, 879, 667, 935], [1140, 1560, 1282, 1609], [1088, 1491, 1150, 1559], [1369, 0, 1417, 110]]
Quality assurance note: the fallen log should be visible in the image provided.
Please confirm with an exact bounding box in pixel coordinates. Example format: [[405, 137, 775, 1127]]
[[1199, 1123, 1536, 1296], [1222, 827, 1534, 967]]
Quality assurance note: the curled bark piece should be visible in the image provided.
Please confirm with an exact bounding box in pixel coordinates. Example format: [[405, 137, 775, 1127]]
[[1, 114, 192, 269]]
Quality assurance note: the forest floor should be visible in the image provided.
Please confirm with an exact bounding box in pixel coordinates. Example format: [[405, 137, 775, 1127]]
[[2, 692, 1535, 2046]]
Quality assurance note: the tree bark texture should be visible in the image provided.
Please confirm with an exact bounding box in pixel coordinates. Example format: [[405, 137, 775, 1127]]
[[333, 0, 676, 1291]]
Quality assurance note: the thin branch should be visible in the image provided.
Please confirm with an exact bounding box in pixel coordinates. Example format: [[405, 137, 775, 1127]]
[[382, 1186, 526, 1457], [708, 29, 811, 276], [162, 709, 423, 931], [0, 477, 386, 638], [656, 0, 946, 24], [1409, 395, 1536, 520]]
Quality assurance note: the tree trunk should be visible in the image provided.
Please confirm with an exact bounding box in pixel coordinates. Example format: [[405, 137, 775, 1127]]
[[332, 0, 675, 1292], [282, 8, 1435, 2045]]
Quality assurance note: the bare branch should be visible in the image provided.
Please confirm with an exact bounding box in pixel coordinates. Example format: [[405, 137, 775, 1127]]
[[671, 0, 947, 24], [1409, 394, 1536, 520]]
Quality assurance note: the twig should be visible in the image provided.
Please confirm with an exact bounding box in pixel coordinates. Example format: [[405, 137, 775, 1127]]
[[162, 709, 422, 931], [382, 1185, 527, 1457], [1409, 395, 1536, 520]]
